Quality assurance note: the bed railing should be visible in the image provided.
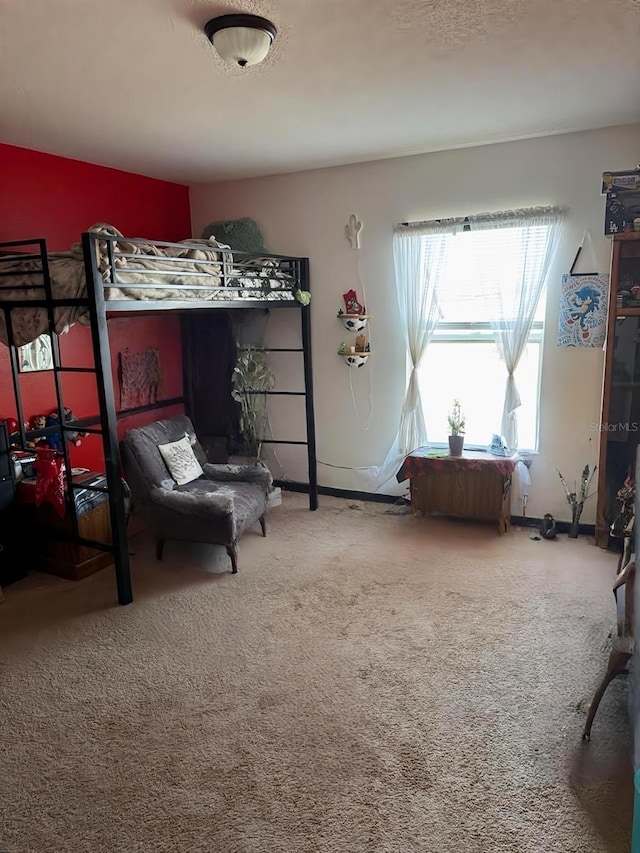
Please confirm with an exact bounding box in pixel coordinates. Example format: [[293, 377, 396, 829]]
[[85, 232, 304, 300]]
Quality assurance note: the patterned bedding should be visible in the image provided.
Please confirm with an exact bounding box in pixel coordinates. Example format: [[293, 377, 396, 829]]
[[0, 223, 297, 346]]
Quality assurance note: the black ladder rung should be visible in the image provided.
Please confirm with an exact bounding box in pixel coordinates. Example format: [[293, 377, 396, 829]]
[[70, 482, 109, 494], [54, 366, 97, 374], [0, 238, 46, 249], [0, 274, 46, 281], [246, 390, 306, 396], [237, 347, 304, 352], [11, 424, 66, 441], [0, 276, 43, 285], [261, 439, 308, 446], [0, 298, 90, 309], [113, 397, 185, 420], [62, 424, 103, 435]]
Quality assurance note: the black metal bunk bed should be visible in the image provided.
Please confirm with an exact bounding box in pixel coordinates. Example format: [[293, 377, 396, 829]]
[[0, 230, 317, 606]]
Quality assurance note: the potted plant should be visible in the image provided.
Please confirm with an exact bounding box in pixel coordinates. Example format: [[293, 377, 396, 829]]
[[557, 464, 597, 538], [231, 347, 275, 463], [447, 399, 466, 457]]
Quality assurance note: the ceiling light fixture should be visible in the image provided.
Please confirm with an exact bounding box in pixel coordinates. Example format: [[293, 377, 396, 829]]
[[204, 14, 277, 68]]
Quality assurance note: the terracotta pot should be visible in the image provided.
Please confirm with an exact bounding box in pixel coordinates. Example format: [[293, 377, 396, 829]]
[[448, 435, 464, 457]]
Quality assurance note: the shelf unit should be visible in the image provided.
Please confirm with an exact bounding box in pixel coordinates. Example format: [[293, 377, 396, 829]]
[[596, 232, 640, 547], [337, 312, 371, 368]]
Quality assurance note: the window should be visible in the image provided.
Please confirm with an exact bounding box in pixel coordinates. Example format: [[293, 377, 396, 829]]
[[418, 224, 549, 452]]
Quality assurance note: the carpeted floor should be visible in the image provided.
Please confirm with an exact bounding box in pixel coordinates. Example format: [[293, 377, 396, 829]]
[[0, 495, 633, 853]]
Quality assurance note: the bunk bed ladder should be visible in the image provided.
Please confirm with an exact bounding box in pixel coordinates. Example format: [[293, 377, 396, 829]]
[[1, 236, 132, 606], [81, 233, 133, 605], [4, 240, 102, 551], [254, 258, 318, 511], [300, 258, 318, 510]]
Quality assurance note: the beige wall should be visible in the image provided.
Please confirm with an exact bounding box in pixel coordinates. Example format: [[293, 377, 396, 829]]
[[190, 124, 640, 524]]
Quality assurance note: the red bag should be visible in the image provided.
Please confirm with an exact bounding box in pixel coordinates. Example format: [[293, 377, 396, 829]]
[[34, 448, 66, 517], [342, 289, 365, 315]]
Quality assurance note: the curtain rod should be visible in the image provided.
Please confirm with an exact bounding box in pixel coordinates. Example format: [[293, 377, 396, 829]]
[[399, 216, 470, 229], [399, 206, 564, 229]]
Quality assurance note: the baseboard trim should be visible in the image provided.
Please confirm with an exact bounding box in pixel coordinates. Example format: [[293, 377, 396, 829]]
[[510, 515, 596, 536], [275, 482, 597, 533]]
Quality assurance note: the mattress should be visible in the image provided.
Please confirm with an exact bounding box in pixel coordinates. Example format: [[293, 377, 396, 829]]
[[0, 223, 298, 346]]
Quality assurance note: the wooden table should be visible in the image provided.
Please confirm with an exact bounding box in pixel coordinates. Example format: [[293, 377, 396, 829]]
[[16, 471, 114, 580], [397, 449, 517, 534]]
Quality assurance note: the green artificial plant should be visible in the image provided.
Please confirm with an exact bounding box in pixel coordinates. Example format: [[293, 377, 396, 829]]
[[447, 399, 466, 436], [231, 347, 275, 460]]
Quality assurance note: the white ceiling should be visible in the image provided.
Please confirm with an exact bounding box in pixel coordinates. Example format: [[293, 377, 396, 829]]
[[1, 0, 639, 184]]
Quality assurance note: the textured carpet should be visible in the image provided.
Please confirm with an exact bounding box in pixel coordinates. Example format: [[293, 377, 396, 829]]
[[0, 495, 632, 853]]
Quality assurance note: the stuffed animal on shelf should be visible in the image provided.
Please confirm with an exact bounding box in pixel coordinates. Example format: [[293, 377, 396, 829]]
[[1, 417, 19, 438], [45, 408, 87, 452], [28, 414, 49, 449], [342, 289, 365, 315]]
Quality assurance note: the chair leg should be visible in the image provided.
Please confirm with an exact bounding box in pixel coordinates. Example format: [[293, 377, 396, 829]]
[[226, 544, 238, 574], [259, 515, 267, 537], [156, 539, 165, 561], [583, 649, 631, 740]]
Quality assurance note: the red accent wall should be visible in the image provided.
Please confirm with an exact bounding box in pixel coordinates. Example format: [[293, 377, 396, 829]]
[[0, 144, 191, 470]]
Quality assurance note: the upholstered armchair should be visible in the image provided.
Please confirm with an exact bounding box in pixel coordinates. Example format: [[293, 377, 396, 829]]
[[120, 415, 271, 573]]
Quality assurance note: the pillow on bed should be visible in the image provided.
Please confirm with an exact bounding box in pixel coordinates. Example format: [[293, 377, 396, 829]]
[[158, 434, 204, 486], [201, 218, 266, 254]]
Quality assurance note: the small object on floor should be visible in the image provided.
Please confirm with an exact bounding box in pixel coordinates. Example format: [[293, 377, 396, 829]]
[[384, 499, 413, 515], [45, 407, 87, 451], [267, 487, 282, 508], [540, 513, 557, 540], [529, 534, 541, 541]]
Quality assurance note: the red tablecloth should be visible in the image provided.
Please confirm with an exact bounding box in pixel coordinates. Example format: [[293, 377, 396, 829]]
[[397, 448, 518, 482]]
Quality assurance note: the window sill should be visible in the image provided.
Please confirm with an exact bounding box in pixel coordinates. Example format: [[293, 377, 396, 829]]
[[428, 443, 539, 460]]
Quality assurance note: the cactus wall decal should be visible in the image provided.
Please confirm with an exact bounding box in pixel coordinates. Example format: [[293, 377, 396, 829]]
[[345, 214, 363, 250]]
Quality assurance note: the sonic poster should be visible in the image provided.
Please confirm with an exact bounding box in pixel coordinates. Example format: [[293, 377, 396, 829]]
[[557, 273, 609, 347]]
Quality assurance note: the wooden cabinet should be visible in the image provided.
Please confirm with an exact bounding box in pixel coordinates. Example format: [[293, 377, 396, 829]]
[[401, 451, 515, 534], [411, 468, 511, 534], [16, 472, 114, 580], [596, 233, 640, 546]]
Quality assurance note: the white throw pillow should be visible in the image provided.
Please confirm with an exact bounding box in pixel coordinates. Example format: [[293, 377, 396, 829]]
[[158, 434, 203, 486]]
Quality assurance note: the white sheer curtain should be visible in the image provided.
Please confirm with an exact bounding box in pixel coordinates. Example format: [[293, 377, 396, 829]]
[[356, 221, 453, 495], [469, 207, 563, 450], [393, 222, 453, 455]]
